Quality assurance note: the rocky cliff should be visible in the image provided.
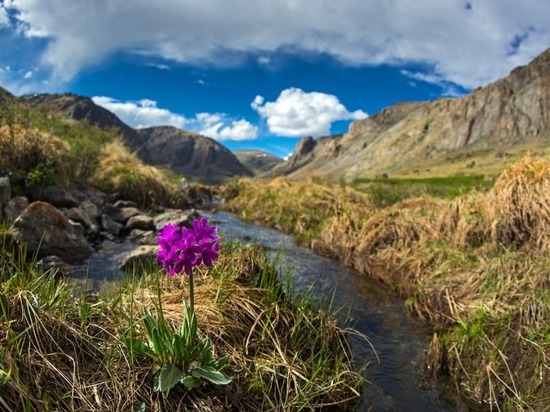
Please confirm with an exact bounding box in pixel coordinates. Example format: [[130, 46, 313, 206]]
[[272, 48, 550, 180]]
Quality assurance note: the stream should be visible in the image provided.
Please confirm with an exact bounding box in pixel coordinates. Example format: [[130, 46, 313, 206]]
[[74, 210, 461, 411]]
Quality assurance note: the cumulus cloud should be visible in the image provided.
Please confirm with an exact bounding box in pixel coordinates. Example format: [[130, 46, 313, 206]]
[[3, 0, 550, 89], [92, 96, 257, 141], [92, 96, 187, 129], [252, 88, 367, 137], [193, 113, 258, 141]]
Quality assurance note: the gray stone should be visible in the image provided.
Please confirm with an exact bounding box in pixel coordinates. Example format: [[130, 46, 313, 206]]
[[118, 245, 159, 273], [129, 229, 157, 245], [66, 206, 96, 229], [10, 201, 93, 264], [114, 199, 137, 208], [37, 255, 74, 276], [3, 196, 29, 222], [0, 177, 10, 214], [104, 204, 139, 223], [80, 199, 102, 220], [126, 215, 154, 231], [101, 213, 124, 236], [153, 209, 200, 231], [34, 186, 79, 208]]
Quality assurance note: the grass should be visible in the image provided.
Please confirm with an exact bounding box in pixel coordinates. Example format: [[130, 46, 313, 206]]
[[0, 97, 183, 209], [222, 156, 550, 411], [350, 174, 495, 207], [0, 223, 363, 411]]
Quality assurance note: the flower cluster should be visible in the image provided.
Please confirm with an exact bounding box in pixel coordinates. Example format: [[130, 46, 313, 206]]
[[157, 217, 220, 277]]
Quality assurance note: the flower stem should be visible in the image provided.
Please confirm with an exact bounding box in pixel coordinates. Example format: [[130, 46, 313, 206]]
[[189, 272, 195, 314]]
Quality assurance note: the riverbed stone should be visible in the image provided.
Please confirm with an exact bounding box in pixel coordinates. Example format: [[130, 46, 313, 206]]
[[0, 176, 10, 213], [153, 209, 200, 231], [66, 206, 96, 229], [3, 196, 29, 223], [10, 201, 93, 264], [126, 214, 154, 231], [118, 245, 159, 273], [101, 213, 124, 236], [33, 186, 79, 208]]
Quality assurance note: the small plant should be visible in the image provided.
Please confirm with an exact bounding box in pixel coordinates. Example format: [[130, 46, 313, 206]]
[[125, 217, 231, 392]]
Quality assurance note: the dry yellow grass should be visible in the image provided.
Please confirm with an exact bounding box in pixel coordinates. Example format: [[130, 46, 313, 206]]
[[223, 155, 550, 410], [92, 140, 185, 208]]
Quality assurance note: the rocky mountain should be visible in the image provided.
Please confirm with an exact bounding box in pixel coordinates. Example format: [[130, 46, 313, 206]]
[[18, 93, 253, 184], [271, 48, 550, 180], [136, 126, 253, 184], [233, 150, 283, 175]]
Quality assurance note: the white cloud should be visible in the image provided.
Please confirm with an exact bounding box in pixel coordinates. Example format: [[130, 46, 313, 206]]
[[0, 5, 10, 27], [92, 96, 187, 129], [192, 113, 257, 141], [92, 96, 257, 140], [3, 0, 550, 89], [252, 87, 367, 137], [146, 62, 171, 70]]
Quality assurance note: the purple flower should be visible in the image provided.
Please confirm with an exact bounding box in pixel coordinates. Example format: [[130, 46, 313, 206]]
[[156, 217, 220, 277]]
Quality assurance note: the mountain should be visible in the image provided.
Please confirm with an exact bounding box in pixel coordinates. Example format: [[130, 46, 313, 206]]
[[271, 48, 550, 180], [18, 93, 252, 184], [233, 150, 284, 175], [136, 126, 253, 184], [0, 86, 15, 103]]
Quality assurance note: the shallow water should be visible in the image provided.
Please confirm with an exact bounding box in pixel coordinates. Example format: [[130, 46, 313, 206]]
[[73, 210, 461, 411]]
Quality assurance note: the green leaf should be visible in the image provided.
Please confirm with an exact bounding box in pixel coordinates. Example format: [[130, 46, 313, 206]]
[[172, 334, 188, 367], [191, 365, 231, 385], [134, 402, 146, 412], [126, 337, 157, 359], [153, 364, 183, 392], [211, 354, 230, 369], [181, 375, 201, 389], [150, 328, 166, 361]]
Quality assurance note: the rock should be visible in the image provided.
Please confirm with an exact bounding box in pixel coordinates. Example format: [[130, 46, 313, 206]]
[[66, 206, 96, 229], [153, 209, 200, 231], [118, 245, 159, 273], [0, 177, 10, 214], [128, 229, 158, 245], [114, 199, 137, 208], [3, 196, 29, 222], [10, 201, 93, 264], [101, 213, 124, 236], [33, 186, 79, 208], [104, 204, 139, 223], [126, 215, 154, 231], [37, 255, 74, 276], [80, 199, 102, 220]]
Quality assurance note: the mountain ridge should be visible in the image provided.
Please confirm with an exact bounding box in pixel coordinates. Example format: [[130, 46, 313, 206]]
[[269, 48, 550, 180], [17, 93, 253, 184]]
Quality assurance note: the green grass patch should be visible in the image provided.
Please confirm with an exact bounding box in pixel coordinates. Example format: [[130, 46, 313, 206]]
[[351, 174, 495, 207]]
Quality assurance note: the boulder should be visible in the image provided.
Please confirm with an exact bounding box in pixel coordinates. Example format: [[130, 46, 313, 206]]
[[101, 213, 124, 236], [10, 201, 93, 264], [126, 215, 154, 231], [104, 204, 139, 223], [118, 245, 159, 273], [66, 206, 96, 229], [0, 177, 10, 213], [33, 186, 79, 208], [153, 209, 200, 231], [3, 196, 29, 223]]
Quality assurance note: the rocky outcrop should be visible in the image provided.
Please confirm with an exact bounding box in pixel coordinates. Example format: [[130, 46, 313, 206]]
[[273, 48, 550, 180]]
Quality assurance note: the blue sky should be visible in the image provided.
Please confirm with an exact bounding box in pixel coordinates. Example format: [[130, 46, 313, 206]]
[[1, 1, 549, 158]]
